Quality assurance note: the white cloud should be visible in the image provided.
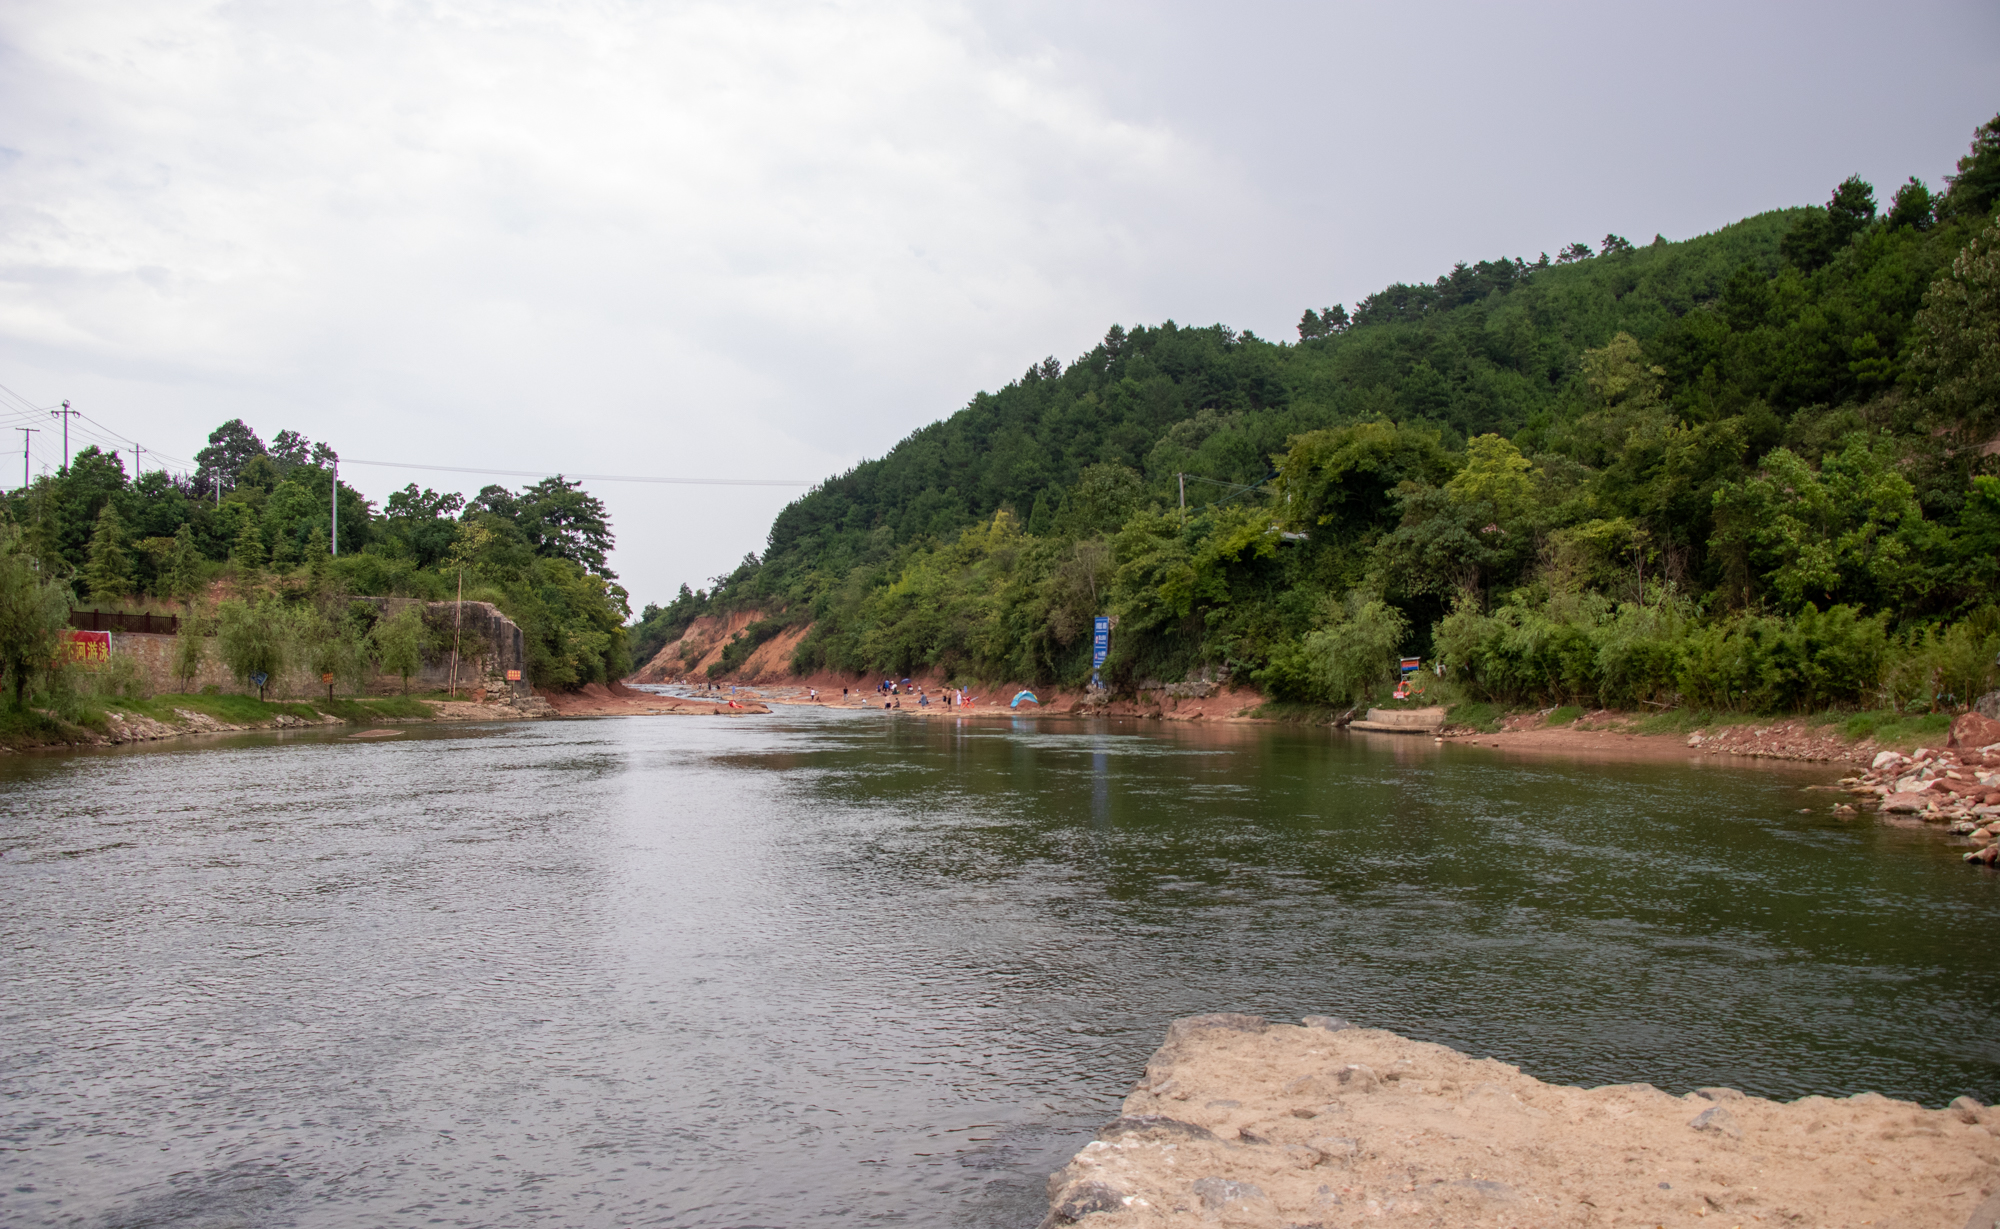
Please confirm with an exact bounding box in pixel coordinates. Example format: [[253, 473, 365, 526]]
[[0, 0, 1252, 599]]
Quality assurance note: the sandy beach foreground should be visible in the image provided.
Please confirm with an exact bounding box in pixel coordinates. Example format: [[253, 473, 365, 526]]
[[1040, 1015, 2000, 1229]]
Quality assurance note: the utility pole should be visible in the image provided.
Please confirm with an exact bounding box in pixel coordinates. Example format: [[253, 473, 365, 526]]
[[1178, 472, 1186, 520], [16, 428, 39, 489], [131, 444, 144, 478], [49, 401, 80, 471], [329, 459, 338, 556], [450, 569, 464, 698]]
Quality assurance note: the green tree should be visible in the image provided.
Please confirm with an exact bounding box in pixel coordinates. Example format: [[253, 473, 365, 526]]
[[82, 503, 132, 604], [1907, 213, 2000, 448], [304, 526, 331, 592], [1781, 176, 1876, 271], [231, 517, 266, 584], [467, 476, 616, 576], [298, 600, 367, 694], [374, 604, 426, 694], [1444, 434, 1534, 521], [379, 485, 466, 568], [0, 526, 75, 709], [1709, 436, 1944, 612], [193, 418, 266, 499], [217, 596, 287, 699], [1273, 421, 1457, 538], [1886, 177, 1936, 230], [163, 524, 202, 602], [171, 610, 210, 690], [1300, 593, 1409, 705], [1941, 113, 2000, 220]]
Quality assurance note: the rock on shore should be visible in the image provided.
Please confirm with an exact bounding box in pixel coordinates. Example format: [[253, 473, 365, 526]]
[[1039, 1014, 2000, 1228], [1841, 714, 2000, 864]]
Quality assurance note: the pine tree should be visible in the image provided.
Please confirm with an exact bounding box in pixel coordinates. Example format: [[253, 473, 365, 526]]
[[305, 525, 330, 592], [82, 504, 132, 604], [164, 524, 201, 602], [231, 517, 266, 586]]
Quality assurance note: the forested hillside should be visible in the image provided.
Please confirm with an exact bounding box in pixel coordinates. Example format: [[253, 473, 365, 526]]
[[634, 114, 2000, 714]]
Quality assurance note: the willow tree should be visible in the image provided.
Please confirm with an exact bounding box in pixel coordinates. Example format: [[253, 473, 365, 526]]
[[0, 526, 75, 709], [216, 596, 288, 700]]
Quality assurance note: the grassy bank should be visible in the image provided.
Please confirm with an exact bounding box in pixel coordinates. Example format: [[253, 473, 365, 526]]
[[0, 691, 446, 751], [107, 691, 440, 726]]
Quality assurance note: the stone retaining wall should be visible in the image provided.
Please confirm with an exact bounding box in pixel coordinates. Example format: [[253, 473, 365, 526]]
[[100, 600, 531, 701]]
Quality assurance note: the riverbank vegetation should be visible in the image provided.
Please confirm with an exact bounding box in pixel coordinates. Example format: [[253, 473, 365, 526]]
[[644, 113, 2000, 718], [0, 683, 448, 749], [0, 421, 631, 704]]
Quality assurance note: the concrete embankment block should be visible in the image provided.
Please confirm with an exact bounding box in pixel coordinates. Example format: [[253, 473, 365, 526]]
[[1346, 706, 1446, 734]]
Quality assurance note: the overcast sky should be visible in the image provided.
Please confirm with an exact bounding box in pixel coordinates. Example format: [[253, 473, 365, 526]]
[[1, 0, 1994, 608]]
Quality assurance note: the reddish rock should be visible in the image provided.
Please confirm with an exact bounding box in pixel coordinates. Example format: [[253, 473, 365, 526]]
[[1880, 792, 1928, 813], [1947, 711, 2000, 749]]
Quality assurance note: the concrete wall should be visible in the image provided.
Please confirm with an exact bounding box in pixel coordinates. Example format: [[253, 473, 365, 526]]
[[115, 631, 237, 695], [106, 600, 532, 701]]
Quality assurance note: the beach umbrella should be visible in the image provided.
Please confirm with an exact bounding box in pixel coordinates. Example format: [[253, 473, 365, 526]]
[[1009, 690, 1039, 708]]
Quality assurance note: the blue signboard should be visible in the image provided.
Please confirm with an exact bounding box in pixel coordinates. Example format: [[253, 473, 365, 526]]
[[1092, 617, 1109, 668]]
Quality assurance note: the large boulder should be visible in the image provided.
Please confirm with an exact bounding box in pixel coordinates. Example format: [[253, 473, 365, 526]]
[[1947, 710, 2000, 750]]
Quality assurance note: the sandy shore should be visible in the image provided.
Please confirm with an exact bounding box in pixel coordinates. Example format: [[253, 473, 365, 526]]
[[539, 681, 770, 716], [1436, 711, 1881, 766], [1040, 1014, 2000, 1229], [656, 673, 1933, 771]]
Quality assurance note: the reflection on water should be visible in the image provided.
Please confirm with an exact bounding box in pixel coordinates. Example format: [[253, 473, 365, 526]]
[[2, 710, 1996, 1228]]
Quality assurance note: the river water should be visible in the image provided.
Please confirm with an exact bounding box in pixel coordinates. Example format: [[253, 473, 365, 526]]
[[2, 708, 1996, 1227]]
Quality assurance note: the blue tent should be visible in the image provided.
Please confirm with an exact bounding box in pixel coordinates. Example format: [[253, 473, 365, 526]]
[[1009, 690, 1039, 708]]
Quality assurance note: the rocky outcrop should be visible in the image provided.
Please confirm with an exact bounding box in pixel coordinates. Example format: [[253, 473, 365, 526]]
[[1039, 1015, 2000, 1228], [354, 599, 532, 702]]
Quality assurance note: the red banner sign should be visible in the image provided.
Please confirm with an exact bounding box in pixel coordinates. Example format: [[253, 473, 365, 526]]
[[506, 669, 522, 681], [62, 630, 112, 668]]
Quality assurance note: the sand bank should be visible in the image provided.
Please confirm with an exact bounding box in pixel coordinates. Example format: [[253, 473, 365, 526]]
[[1041, 1014, 2000, 1228], [539, 680, 769, 716]]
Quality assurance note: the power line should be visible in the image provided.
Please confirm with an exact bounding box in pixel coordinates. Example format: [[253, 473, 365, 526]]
[[49, 401, 80, 470], [0, 379, 810, 489], [0, 382, 194, 476], [341, 458, 813, 487]]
